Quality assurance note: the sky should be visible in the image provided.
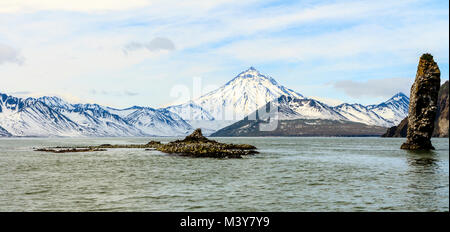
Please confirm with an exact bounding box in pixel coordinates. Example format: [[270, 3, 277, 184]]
[[0, 0, 448, 108]]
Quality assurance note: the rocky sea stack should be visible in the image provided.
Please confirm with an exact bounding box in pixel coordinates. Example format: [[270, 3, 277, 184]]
[[401, 53, 441, 150], [382, 80, 448, 138], [155, 128, 258, 158]]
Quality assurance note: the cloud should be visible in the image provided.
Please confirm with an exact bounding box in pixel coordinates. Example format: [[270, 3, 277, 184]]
[[0, 43, 24, 65], [90, 89, 139, 96], [0, 0, 255, 14], [309, 96, 344, 107], [0, 0, 149, 13], [124, 91, 139, 96], [333, 77, 413, 98], [8, 91, 31, 95], [124, 37, 175, 54], [214, 20, 449, 63]]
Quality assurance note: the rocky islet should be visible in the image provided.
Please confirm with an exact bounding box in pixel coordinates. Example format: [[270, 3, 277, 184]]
[[35, 128, 258, 158]]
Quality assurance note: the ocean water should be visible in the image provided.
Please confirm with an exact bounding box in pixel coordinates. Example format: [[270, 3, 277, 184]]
[[0, 137, 448, 212]]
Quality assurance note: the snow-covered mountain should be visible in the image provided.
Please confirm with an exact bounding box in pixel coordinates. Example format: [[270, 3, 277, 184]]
[[0, 68, 411, 137], [166, 67, 408, 132], [164, 67, 305, 133], [164, 102, 225, 135], [192, 67, 304, 121], [333, 103, 394, 127], [275, 96, 347, 120], [56, 103, 145, 137], [367, 92, 409, 125], [123, 106, 192, 136], [0, 93, 191, 137], [38, 96, 75, 110], [165, 102, 214, 121], [249, 94, 406, 127], [0, 93, 85, 136]]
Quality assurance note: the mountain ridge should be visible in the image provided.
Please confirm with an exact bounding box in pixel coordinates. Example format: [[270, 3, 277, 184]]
[[1, 67, 410, 137], [210, 93, 403, 137], [164, 67, 408, 134], [0, 93, 190, 137]]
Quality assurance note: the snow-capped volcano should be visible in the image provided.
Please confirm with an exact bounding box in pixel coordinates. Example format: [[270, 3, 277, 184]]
[[191, 67, 304, 121], [164, 67, 409, 133]]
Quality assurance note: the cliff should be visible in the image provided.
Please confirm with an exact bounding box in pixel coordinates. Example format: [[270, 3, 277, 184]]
[[382, 80, 448, 137]]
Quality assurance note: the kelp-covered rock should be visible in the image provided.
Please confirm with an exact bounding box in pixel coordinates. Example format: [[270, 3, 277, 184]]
[[401, 54, 441, 150], [146, 141, 162, 146], [34, 128, 258, 158], [156, 128, 258, 158], [180, 128, 210, 143]]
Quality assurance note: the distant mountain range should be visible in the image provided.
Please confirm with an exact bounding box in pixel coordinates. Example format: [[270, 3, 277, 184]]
[[0, 94, 192, 137], [0, 67, 409, 137]]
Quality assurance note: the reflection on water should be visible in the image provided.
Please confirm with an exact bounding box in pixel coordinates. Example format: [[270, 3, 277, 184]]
[[405, 150, 446, 212], [406, 150, 439, 169], [0, 137, 448, 212]]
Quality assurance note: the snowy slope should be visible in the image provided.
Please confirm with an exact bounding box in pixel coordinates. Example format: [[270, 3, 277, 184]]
[[0, 125, 11, 136], [108, 105, 193, 136], [124, 107, 192, 136], [38, 96, 75, 110], [38, 96, 143, 136], [163, 102, 220, 135], [57, 103, 145, 136], [367, 93, 409, 125], [275, 96, 347, 120], [333, 103, 393, 127], [165, 102, 214, 121], [248, 94, 407, 127], [0, 93, 192, 137], [104, 106, 140, 118], [0, 93, 85, 136]]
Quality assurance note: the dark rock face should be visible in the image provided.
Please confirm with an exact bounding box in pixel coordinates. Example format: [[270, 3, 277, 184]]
[[0, 126, 11, 137], [212, 118, 388, 137], [382, 117, 408, 137], [382, 81, 449, 138], [180, 128, 210, 143], [433, 80, 449, 137], [401, 54, 441, 150]]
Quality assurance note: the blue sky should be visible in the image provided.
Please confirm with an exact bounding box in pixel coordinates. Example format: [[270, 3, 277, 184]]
[[0, 0, 448, 108]]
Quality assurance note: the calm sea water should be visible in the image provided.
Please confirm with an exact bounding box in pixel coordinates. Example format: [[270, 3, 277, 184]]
[[0, 137, 448, 212]]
